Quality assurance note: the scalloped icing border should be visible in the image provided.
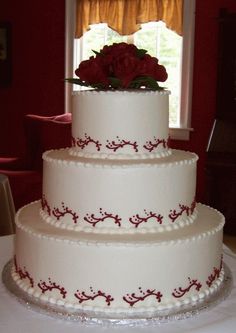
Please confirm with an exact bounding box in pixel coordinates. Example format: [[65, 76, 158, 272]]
[[42, 149, 199, 169], [72, 89, 171, 97], [68, 147, 172, 160], [11, 264, 225, 315], [15, 202, 225, 247], [39, 204, 198, 235]]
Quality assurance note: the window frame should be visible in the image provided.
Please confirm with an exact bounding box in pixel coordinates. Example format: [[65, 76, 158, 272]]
[[65, 0, 196, 140]]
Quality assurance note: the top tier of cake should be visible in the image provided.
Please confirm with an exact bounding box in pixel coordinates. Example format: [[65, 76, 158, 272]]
[[69, 90, 171, 159]]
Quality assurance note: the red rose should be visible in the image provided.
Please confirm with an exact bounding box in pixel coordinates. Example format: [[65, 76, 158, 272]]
[[101, 42, 137, 58], [72, 42, 168, 89], [100, 43, 139, 79], [99, 54, 114, 77], [112, 53, 141, 88], [75, 56, 109, 87], [138, 54, 168, 82]]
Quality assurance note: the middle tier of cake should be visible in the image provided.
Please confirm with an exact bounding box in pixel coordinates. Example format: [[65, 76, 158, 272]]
[[41, 149, 198, 234]]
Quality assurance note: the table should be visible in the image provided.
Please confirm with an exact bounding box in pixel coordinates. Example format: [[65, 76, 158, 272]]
[[1, 235, 236, 333]]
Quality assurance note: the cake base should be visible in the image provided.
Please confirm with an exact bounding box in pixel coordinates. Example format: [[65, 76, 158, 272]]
[[2, 260, 232, 326]]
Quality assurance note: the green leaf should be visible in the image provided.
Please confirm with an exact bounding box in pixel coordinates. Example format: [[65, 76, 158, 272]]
[[108, 77, 121, 88], [129, 76, 165, 90], [65, 76, 165, 91], [65, 78, 91, 87], [65, 78, 108, 89], [90, 82, 106, 89], [136, 48, 147, 58], [92, 50, 100, 56]]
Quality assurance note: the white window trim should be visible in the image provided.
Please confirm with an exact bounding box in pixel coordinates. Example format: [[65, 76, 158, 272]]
[[175, 0, 196, 140], [65, 0, 196, 141]]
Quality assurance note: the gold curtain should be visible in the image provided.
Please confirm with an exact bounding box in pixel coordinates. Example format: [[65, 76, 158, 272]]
[[75, 0, 183, 38]]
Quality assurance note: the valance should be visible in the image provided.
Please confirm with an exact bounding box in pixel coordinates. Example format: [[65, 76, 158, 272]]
[[75, 0, 183, 38]]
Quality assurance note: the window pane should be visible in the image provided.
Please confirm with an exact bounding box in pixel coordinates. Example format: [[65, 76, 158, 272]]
[[106, 26, 126, 44], [74, 22, 182, 127], [82, 24, 106, 59], [134, 22, 182, 126]]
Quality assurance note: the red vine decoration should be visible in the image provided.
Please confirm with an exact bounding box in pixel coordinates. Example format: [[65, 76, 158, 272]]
[[168, 200, 196, 223], [106, 136, 138, 152], [206, 268, 221, 287], [52, 202, 79, 224], [74, 287, 114, 306], [123, 287, 163, 307], [73, 133, 102, 151], [206, 258, 223, 287], [143, 137, 169, 152], [129, 210, 163, 228], [71, 136, 76, 147], [84, 208, 122, 227], [14, 256, 34, 288], [38, 278, 67, 298], [41, 195, 51, 216], [172, 277, 202, 298]]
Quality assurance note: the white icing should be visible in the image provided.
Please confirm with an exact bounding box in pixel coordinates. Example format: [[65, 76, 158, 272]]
[[13, 202, 224, 313], [39, 204, 198, 234], [12, 89, 226, 316], [41, 149, 198, 233], [11, 265, 225, 314], [68, 148, 173, 160], [43, 148, 198, 168], [70, 90, 170, 159], [15, 201, 224, 246]]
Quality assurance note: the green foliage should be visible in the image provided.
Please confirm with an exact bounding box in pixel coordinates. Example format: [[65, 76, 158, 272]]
[[136, 49, 147, 58], [109, 77, 121, 89], [129, 76, 164, 90], [65, 77, 165, 91]]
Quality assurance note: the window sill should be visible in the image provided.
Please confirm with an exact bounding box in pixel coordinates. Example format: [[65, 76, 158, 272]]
[[169, 127, 193, 141]]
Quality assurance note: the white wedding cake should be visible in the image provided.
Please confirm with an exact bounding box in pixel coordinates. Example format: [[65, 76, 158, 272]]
[[11, 42, 225, 318], [12, 89, 225, 316]]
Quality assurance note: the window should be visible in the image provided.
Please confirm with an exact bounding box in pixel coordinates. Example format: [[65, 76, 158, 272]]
[[65, 0, 196, 140]]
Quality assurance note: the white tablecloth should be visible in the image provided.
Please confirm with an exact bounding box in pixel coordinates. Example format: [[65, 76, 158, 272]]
[[1, 235, 236, 333]]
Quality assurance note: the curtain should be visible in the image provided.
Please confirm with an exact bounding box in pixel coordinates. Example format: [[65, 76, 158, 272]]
[[75, 0, 183, 38]]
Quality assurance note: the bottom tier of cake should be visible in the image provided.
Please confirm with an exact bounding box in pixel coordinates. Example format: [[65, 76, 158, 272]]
[[12, 201, 224, 316]]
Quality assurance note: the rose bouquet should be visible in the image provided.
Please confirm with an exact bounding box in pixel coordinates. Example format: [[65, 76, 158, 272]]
[[66, 42, 168, 90]]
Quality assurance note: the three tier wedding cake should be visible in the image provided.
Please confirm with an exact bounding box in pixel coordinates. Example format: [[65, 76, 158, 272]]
[[11, 43, 225, 318]]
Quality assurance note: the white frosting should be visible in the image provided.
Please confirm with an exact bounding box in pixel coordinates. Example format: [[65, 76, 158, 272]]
[[12, 89, 226, 316], [70, 90, 171, 159], [39, 205, 198, 234], [41, 149, 198, 233], [13, 202, 224, 313]]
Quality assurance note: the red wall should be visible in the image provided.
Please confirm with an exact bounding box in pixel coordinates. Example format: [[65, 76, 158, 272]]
[[1, 0, 236, 201], [0, 0, 65, 156], [172, 0, 236, 202]]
